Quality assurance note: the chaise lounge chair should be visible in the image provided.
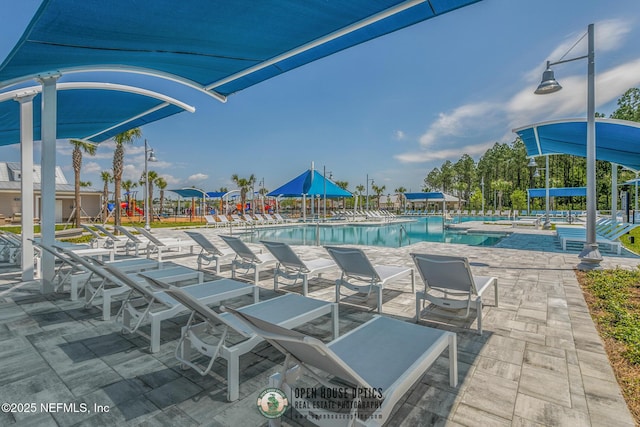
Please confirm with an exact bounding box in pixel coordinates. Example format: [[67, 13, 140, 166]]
[[225, 306, 457, 426], [134, 227, 196, 261], [261, 240, 336, 296], [411, 253, 498, 335], [102, 265, 258, 353], [219, 235, 277, 284], [93, 224, 134, 252], [184, 231, 236, 274], [150, 279, 339, 401], [324, 246, 414, 313]]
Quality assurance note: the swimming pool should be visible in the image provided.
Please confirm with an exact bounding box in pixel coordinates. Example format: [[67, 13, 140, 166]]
[[238, 217, 505, 248]]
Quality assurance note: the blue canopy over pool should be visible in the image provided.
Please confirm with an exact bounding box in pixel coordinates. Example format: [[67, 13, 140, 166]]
[[514, 118, 640, 171], [528, 187, 587, 198], [0, 0, 483, 99], [404, 192, 446, 200], [268, 169, 351, 198]]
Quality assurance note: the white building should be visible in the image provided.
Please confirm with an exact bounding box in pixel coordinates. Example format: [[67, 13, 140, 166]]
[[0, 162, 101, 223]]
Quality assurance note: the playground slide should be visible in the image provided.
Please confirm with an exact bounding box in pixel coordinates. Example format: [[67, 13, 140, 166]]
[[135, 207, 144, 215]]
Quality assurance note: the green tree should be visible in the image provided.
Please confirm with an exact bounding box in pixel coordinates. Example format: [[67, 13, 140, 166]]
[[121, 179, 137, 217], [335, 180, 349, 210], [231, 174, 256, 212], [112, 128, 142, 230], [371, 183, 386, 209], [423, 168, 442, 191], [453, 154, 476, 201], [510, 189, 527, 212], [156, 177, 167, 218], [394, 186, 407, 212], [140, 170, 159, 221], [100, 171, 112, 222], [469, 187, 484, 210], [491, 179, 512, 211], [69, 139, 97, 227], [610, 88, 640, 122], [355, 184, 365, 209]]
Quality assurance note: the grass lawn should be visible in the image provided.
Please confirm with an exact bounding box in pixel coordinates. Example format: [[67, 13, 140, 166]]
[[576, 268, 640, 424]]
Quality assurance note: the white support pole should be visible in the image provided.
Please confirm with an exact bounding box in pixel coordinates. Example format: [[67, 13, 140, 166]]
[[15, 92, 37, 282], [544, 155, 551, 229], [578, 24, 602, 269], [611, 163, 617, 222], [38, 75, 59, 293]]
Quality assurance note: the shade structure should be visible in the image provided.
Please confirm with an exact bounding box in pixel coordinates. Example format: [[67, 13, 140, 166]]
[[404, 192, 446, 200], [0, 82, 194, 146], [0, 0, 482, 98], [514, 118, 640, 171], [206, 191, 226, 198], [268, 169, 351, 198], [169, 188, 208, 199], [527, 187, 586, 198]]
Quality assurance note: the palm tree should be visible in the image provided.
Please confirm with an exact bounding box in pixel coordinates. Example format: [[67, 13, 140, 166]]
[[335, 180, 349, 210], [394, 186, 407, 213], [121, 179, 137, 218], [231, 174, 256, 213], [156, 177, 167, 218], [491, 179, 512, 211], [69, 139, 97, 227], [140, 170, 159, 221], [112, 128, 142, 230], [355, 184, 365, 210], [371, 184, 386, 209], [100, 171, 112, 222]]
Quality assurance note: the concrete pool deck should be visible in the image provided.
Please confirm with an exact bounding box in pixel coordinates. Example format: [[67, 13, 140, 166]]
[[0, 222, 637, 426]]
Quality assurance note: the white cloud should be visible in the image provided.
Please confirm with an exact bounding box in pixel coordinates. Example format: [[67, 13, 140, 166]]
[[83, 161, 102, 174], [418, 102, 496, 148], [396, 141, 495, 163], [187, 173, 208, 182], [394, 130, 406, 141]]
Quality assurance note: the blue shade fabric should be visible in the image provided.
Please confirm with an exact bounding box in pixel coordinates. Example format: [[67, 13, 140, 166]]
[[527, 187, 587, 198], [206, 192, 227, 198], [268, 169, 351, 198], [0, 0, 482, 96], [0, 88, 186, 146], [404, 192, 445, 200], [169, 188, 208, 198], [514, 119, 640, 171]]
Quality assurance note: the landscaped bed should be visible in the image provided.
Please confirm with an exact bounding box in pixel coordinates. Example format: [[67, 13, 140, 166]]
[[577, 268, 640, 424]]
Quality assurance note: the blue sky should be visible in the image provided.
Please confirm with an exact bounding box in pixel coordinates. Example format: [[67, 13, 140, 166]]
[[1, 0, 640, 198]]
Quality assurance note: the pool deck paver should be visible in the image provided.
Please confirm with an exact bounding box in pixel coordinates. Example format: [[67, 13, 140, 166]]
[[0, 220, 637, 426]]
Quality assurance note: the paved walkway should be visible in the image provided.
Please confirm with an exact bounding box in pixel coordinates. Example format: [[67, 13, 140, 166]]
[[0, 222, 637, 426]]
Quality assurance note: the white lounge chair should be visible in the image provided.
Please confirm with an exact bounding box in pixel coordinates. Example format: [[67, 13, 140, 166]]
[[411, 253, 498, 335], [226, 306, 457, 426], [184, 231, 236, 274], [93, 224, 134, 252], [134, 227, 196, 261], [154, 280, 338, 402], [261, 240, 336, 296], [219, 235, 277, 284], [102, 265, 258, 353], [324, 246, 414, 313], [47, 243, 159, 300], [54, 248, 203, 321]]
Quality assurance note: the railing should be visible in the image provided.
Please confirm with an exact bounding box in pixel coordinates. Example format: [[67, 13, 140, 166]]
[[399, 224, 410, 247]]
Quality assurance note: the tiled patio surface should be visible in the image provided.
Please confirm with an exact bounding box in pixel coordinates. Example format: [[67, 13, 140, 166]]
[[0, 222, 637, 426]]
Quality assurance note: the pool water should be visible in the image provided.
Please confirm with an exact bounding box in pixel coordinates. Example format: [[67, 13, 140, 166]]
[[238, 217, 504, 248]]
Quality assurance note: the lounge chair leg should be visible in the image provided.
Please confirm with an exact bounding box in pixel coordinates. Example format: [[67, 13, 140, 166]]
[[302, 275, 308, 297], [273, 269, 279, 292], [476, 298, 483, 335], [335, 280, 341, 303], [150, 317, 161, 353], [377, 287, 383, 314], [448, 333, 458, 387], [103, 294, 112, 321], [215, 259, 221, 275], [231, 262, 236, 279], [494, 279, 499, 307], [415, 294, 421, 323], [227, 350, 240, 401]]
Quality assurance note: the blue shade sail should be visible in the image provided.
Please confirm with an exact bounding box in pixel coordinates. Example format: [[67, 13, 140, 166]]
[[514, 119, 640, 171], [0, 0, 482, 97], [268, 169, 351, 198], [527, 187, 587, 198], [0, 85, 190, 146], [404, 192, 445, 200]]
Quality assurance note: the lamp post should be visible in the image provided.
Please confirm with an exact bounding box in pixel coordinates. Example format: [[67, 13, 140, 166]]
[[480, 176, 485, 215], [366, 174, 374, 211], [143, 139, 157, 231], [534, 23, 601, 270]]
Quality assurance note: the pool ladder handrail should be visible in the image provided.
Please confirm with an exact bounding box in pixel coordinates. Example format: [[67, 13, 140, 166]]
[[399, 224, 410, 247]]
